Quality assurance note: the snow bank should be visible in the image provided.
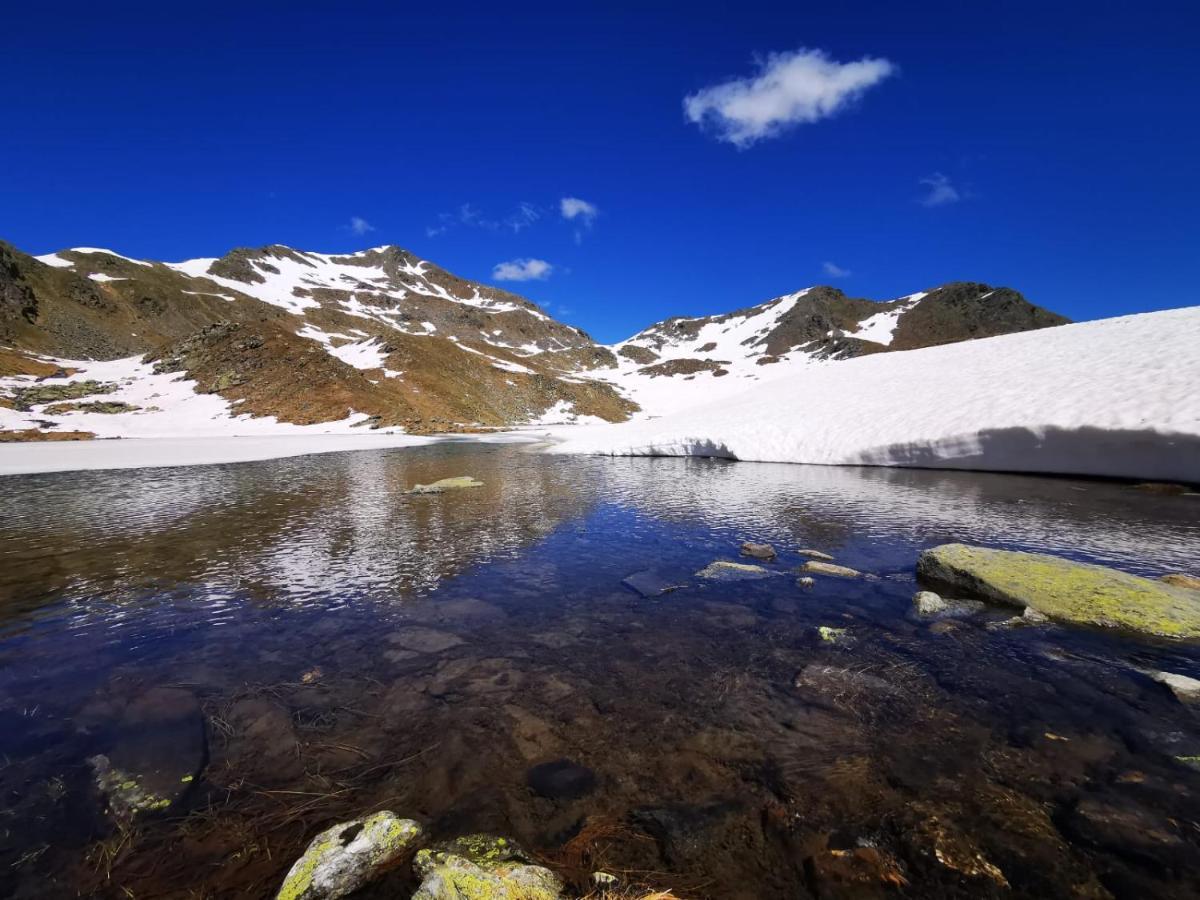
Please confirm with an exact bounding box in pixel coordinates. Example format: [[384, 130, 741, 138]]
[[549, 307, 1200, 483]]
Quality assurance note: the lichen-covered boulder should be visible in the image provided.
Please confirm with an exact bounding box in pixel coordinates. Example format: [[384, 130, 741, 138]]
[[411, 835, 563, 900], [917, 544, 1200, 640], [407, 476, 483, 494], [276, 812, 424, 900]]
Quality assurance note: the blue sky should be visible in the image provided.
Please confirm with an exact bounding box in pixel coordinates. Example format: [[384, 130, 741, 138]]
[[2, 1, 1197, 342]]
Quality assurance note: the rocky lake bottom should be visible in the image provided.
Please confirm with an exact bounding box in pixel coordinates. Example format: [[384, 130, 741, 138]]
[[1, 443, 1199, 899]]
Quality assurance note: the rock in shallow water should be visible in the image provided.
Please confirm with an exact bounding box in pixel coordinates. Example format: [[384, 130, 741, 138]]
[[620, 570, 684, 598], [277, 811, 424, 900], [406, 476, 484, 495], [917, 543, 1200, 639], [802, 560, 861, 578], [740, 541, 777, 561], [526, 758, 597, 799], [695, 560, 771, 581], [913, 591, 946, 615], [912, 590, 985, 620], [88, 686, 206, 822], [798, 548, 835, 561], [1147, 670, 1200, 704], [412, 835, 563, 899]]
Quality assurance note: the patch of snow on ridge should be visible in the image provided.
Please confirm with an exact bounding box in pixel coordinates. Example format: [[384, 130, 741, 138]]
[[850, 292, 926, 346], [550, 307, 1200, 483], [328, 338, 391, 371], [35, 253, 74, 269]]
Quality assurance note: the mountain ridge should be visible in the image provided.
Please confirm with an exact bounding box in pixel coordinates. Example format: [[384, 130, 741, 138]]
[[1, 239, 1070, 439]]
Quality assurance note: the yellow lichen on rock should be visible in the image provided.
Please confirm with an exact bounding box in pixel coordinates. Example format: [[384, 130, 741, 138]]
[[917, 543, 1200, 639]]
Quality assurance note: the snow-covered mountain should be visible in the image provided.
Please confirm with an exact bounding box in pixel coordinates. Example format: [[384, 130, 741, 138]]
[[599, 282, 1067, 415], [1, 239, 1070, 441]]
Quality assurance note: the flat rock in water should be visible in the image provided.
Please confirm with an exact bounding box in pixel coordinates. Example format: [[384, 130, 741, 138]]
[[1147, 670, 1200, 704], [620, 570, 684, 598], [526, 758, 597, 799], [88, 686, 206, 822], [917, 543, 1200, 640], [802, 560, 861, 578], [406, 476, 483, 495], [387, 627, 465, 653], [276, 812, 424, 900], [695, 560, 771, 581], [740, 541, 777, 561], [798, 548, 835, 561]]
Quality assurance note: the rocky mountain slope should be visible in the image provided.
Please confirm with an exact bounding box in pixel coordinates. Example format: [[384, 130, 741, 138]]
[[0, 239, 1070, 439]]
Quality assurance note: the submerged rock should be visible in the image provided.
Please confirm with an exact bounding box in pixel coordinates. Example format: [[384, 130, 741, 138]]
[[695, 560, 771, 581], [802, 560, 861, 578], [917, 543, 1200, 639], [406, 476, 484, 495], [795, 664, 901, 697], [412, 835, 563, 900], [740, 541, 777, 561], [913, 816, 1008, 887], [386, 627, 465, 654], [1147, 670, 1200, 704], [817, 626, 851, 645], [796, 576, 815, 589], [525, 758, 597, 800], [88, 686, 206, 822], [621, 570, 684, 598], [798, 548, 835, 561], [276, 811, 424, 900]]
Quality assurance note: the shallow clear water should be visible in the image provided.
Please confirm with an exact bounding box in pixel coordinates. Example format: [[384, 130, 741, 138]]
[[1, 444, 1199, 898]]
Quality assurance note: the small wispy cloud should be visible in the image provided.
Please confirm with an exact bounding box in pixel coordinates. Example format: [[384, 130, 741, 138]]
[[684, 48, 895, 148], [918, 172, 962, 207], [822, 261, 851, 278], [349, 216, 375, 236], [492, 258, 554, 282], [426, 202, 541, 237]]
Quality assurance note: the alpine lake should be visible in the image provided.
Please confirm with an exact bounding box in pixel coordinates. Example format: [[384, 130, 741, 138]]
[[1, 442, 1199, 899]]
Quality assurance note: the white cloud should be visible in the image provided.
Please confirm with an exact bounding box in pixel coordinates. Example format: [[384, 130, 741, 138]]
[[492, 258, 554, 282], [349, 216, 375, 235], [919, 172, 962, 207], [684, 48, 895, 147], [560, 197, 598, 224], [561, 197, 599, 244], [822, 261, 851, 278]]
